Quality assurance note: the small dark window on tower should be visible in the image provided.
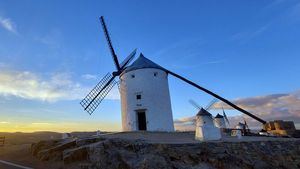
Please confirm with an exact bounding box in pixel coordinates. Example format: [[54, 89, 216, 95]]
[[154, 72, 158, 77], [131, 74, 135, 78], [136, 94, 141, 100]]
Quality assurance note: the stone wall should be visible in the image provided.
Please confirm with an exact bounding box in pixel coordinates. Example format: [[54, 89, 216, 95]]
[[31, 137, 300, 169]]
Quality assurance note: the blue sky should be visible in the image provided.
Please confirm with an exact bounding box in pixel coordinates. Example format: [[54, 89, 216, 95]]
[[0, 0, 300, 132]]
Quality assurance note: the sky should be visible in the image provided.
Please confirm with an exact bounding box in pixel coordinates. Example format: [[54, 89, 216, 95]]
[[0, 0, 300, 132]]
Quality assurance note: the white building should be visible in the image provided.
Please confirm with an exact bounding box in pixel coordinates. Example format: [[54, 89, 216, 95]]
[[62, 133, 72, 139], [214, 113, 226, 128], [235, 122, 245, 139], [195, 108, 221, 141], [119, 54, 174, 132]]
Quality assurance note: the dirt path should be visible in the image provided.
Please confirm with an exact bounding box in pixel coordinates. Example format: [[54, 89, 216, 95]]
[[0, 159, 33, 169]]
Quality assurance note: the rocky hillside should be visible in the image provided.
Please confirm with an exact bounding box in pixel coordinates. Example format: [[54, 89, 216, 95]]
[[31, 135, 300, 169]]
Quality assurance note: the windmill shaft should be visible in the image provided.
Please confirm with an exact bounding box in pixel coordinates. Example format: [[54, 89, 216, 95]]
[[167, 70, 267, 124], [100, 16, 121, 71]]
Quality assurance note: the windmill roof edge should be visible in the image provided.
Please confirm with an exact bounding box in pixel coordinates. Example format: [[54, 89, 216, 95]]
[[215, 113, 224, 118], [196, 108, 212, 116], [120, 54, 166, 75]]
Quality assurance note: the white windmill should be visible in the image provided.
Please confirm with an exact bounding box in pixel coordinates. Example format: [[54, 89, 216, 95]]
[[214, 108, 230, 129], [189, 99, 221, 141], [80, 16, 267, 132], [80, 16, 173, 132], [214, 114, 226, 128], [119, 54, 174, 131]]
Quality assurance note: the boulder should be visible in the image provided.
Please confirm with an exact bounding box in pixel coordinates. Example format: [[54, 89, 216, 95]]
[[63, 146, 89, 164]]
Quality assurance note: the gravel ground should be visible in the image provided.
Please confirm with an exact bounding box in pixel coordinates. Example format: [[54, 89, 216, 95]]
[[99, 131, 300, 144]]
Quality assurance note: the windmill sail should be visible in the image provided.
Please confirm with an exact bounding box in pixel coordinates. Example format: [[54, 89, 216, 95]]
[[205, 98, 218, 111], [243, 118, 249, 130], [120, 49, 137, 69], [222, 107, 230, 125], [189, 100, 214, 120], [80, 73, 117, 115], [80, 16, 137, 115], [189, 99, 202, 110], [100, 16, 121, 71]]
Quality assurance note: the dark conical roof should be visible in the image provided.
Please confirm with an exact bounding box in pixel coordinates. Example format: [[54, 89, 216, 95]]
[[196, 108, 212, 116], [215, 113, 224, 118], [121, 53, 165, 75]]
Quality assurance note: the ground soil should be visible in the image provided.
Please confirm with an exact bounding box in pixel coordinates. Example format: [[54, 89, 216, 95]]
[[0, 131, 299, 169]]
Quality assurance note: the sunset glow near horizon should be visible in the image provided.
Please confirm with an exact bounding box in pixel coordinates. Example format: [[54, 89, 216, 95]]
[[0, 0, 300, 132]]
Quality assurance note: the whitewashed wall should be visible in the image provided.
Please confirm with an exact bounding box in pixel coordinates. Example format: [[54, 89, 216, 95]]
[[195, 115, 221, 141], [214, 117, 226, 128], [119, 68, 174, 131]]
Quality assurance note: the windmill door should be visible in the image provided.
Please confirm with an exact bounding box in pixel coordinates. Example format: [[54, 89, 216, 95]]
[[137, 111, 147, 130]]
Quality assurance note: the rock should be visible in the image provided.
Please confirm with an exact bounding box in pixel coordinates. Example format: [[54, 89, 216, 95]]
[[36, 139, 77, 161], [137, 154, 171, 169], [31, 139, 60, 156], [190, 163, 216, 169], [253, 160, 271, 169], [76, 137, 105, 147], [49, 139, 77, 153], [63, 146, 89, 164], [31, 137, 300, 169]]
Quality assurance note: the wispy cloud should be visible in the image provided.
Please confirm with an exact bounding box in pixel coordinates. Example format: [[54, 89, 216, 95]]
[[263, 0, 285, 11], [174, 90, 300, 130], [151, 38, 226, 70], [170, 59, 225, 70], [36, 29, 63, 48], [81, 74, 97, 80], [31, 122, 52, 125], [0, 121, 10, 124], [0, 16, 17, 34], [231, 24, 269, 43], [151, 38, 205, 61], [287, 2, 300, 22], [0, 62, 8, 68], [0, 68, 119, 101]]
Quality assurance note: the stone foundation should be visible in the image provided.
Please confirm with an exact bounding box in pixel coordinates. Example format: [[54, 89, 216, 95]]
[[31, 135, 300, 169]]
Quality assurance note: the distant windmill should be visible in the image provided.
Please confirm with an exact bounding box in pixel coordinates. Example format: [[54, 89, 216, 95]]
[[191, 100, 229, 128], [189, 99, 221, 141], [189, 98, 218, 112], [188, 98, 218, 123], [81, 16, 266, 132]]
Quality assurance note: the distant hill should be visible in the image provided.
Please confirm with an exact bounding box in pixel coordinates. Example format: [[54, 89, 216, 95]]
[[0, 131, 105, 145]]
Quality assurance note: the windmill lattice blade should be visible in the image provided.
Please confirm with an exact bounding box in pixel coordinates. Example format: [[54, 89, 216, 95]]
[[205, 98, 218, 110], [100, 16, 121, 71], [120, 49, 137, 69], [80, 73, 116, 115], [189, 99, 202, 110]]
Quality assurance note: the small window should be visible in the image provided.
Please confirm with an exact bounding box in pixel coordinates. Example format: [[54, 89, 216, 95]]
[[131, 74, 135, 78], [136, 94, 141, 100], [154, 72, 158, 77]]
